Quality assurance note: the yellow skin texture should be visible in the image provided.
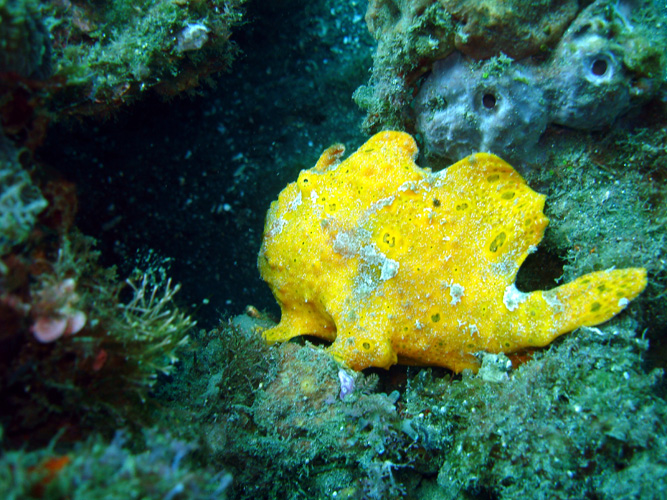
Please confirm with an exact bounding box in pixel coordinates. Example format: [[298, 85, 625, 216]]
[[258, 131, 648, 372]]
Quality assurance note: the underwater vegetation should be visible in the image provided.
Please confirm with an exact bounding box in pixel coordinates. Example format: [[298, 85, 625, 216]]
[[1, 39, 197, 440], [0, 138, 198, 486], [0, 134, 47, 255], [0, 0, 245, 444], [149, 311, 667, 499], [43, 0, 246, 116], [0, 135, 198, 485], [0, 0, 247, 165], [0, 227, 195, 441]]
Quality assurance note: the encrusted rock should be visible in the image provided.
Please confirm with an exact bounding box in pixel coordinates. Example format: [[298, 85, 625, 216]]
[[412, 0, 663, 164], [441, 0, 580, 60], [414, 53, 548, 164]]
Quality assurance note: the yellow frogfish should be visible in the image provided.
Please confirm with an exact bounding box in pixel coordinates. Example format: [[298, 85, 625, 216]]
[[257, 131, 647, 372]]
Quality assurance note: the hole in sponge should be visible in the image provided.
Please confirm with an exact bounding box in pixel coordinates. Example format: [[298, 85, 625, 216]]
[[482, 93, 497, 109], [591, 59, 608, 76]]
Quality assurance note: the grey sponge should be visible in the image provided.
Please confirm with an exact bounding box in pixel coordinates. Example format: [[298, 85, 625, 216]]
[[413, 0, 661, 164]]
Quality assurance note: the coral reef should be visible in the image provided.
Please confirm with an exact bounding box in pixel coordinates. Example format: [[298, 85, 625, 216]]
[[357, 0, 667, 162], [258, 131, 646, 371], [413, 52, 549, 164], [1, 1, 665, 499], [0, 0, 246, 123], [529, 118, 667, 339], [354, 0, 455, 131], [364, 0, 580, 63], [43, 0, 246, 116], [413, 0, 664, 164], [0, 0, 243, 449], [163, 315, 422, 499], [440, 0, 580, 60], [420, 319, 667, 499]]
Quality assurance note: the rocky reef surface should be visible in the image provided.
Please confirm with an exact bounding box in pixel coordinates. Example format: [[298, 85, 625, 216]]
[[357, 1, 665, 159], [413, 0, 663, 165]]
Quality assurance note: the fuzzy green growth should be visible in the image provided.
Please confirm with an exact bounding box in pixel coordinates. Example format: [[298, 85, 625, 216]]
[[116, 274, 194, 388], [154, 315, 667, 499], [39, 0, 246, 115], [531, 123, 667, 330], [354, 3, 455, 133], [415, 321, 667, 499]]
